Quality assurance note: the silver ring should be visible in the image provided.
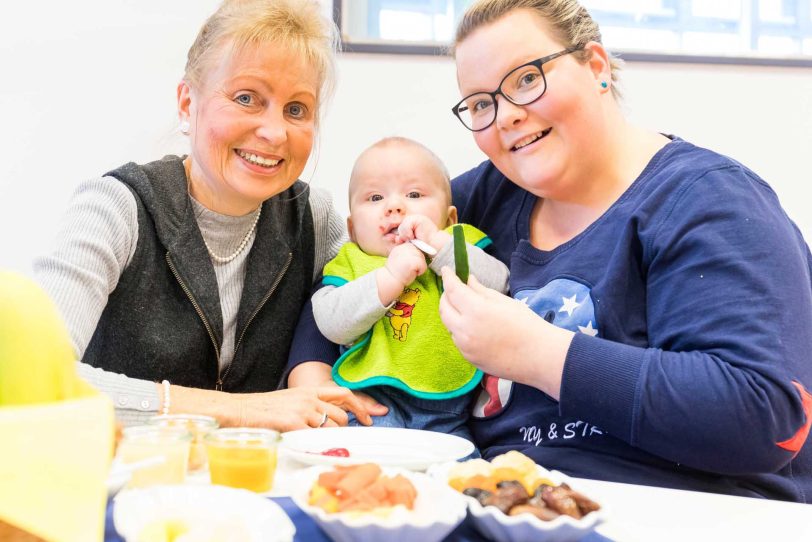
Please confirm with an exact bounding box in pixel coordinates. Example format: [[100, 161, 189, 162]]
[[318, 411, 329, 427]]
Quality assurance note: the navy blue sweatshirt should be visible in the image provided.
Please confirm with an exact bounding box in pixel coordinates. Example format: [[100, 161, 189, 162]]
[[289, 138, 812, 502]]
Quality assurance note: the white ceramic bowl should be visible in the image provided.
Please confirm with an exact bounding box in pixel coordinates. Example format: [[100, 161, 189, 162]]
[[290, 465, 467, 542], [113, 484, 295, 542], [428, 462, 606, 542]]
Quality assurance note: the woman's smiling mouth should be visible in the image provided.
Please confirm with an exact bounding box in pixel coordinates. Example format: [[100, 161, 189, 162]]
[[511, 127, 552, 152], [236, 149, 281, 168]]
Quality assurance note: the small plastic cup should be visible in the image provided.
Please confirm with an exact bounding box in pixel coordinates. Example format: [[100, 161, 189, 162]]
[[148, 414, 218, 473], [116, 425, 192, 488], [205, 428, 280, 493]]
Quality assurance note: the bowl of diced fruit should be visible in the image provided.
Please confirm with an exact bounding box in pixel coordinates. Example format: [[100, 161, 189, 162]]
[[291, 462, 467, 542]]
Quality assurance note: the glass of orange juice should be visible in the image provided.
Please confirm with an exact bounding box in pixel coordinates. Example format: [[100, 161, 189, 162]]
[[116, 425, 192, 488], [205, 428, 280, 493], [149, 414, 218, 473]]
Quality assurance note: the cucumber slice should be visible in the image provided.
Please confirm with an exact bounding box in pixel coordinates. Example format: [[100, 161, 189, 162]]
[[453, 224, 469, 283]]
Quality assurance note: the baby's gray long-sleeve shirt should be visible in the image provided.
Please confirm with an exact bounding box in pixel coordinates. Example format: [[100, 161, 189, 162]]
[[312, 240, 509, 346]]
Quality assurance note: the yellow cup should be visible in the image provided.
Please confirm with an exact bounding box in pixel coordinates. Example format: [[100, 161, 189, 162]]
[[148, 414, 218, 473], [0, 393, 114, 542], [205, 428, 280, 493], [116, 425, 191, 488]]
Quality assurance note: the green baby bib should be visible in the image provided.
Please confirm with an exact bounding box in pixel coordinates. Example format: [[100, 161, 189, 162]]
[[323, 224, 489, 399]]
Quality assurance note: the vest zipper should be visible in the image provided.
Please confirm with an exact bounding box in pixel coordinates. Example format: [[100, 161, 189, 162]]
[[165, 253, 221, 384], [217, 252, 293, 391]]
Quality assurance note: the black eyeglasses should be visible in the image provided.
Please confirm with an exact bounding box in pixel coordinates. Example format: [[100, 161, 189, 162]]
[[451, 47, 581, 132]]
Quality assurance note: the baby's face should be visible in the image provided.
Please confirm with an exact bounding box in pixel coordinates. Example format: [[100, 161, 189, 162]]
[[348, 144, 454, 257]]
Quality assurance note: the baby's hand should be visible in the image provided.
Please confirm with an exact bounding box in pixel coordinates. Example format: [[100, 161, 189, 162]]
[[397, 215, 450, 252], [376, 242, 428, 305], [397, 215, 438, 243], [385, 242, 428, 286]]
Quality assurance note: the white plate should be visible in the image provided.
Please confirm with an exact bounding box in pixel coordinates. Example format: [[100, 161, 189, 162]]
[[113, 484, 295, 542], [291, 465, 467, 542], [280, 426, 475, 471], [428, 462, 606, 542]]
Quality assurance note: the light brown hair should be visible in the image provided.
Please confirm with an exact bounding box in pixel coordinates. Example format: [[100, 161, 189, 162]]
[[184, 0, 339, 121], [453, 0, 622, 99]]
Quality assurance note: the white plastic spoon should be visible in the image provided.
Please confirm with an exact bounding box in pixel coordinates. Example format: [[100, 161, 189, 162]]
[[410, 238, 437, 257]]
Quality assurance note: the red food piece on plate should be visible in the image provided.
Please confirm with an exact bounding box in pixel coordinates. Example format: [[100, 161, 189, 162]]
[[321, 447, 350, 457]]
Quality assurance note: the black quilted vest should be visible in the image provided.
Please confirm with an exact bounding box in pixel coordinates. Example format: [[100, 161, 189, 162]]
[[83, 155, 314, 392]]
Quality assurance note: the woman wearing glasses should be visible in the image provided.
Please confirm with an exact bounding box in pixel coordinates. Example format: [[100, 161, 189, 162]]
[[437, 0, 812, 502], [289, 0, 811, 501]]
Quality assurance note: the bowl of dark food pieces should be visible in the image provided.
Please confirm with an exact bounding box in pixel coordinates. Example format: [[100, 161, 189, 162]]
[[429, 451, 604, 542]]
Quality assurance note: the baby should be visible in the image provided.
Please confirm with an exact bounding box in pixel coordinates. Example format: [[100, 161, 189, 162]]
[[308, 137, 508, 441]]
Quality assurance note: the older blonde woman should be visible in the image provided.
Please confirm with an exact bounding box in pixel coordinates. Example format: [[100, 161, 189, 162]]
[[35, 0, 384, 430]]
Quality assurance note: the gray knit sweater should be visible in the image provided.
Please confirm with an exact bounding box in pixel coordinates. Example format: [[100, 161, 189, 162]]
[[34, 177, 345, 425]]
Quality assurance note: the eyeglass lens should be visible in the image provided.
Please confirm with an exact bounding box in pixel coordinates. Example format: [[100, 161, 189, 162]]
[[456, 63, 546, 131]]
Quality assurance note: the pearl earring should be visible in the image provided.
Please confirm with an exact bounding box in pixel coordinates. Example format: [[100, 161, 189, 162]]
[[600, 81, 608, 89], [179, 120, 190, 134]]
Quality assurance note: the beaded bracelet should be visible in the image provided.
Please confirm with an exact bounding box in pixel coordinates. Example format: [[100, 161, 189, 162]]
[[161, 379, 171, 415]]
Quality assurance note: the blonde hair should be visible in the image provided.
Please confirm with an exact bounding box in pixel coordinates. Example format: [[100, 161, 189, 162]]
[[349, 137, 452, 204], [184, 0, 339, 120], [453, 0, 622, 99]]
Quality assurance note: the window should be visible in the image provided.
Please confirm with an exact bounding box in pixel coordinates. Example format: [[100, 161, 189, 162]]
[[335, 0, 812, 66]]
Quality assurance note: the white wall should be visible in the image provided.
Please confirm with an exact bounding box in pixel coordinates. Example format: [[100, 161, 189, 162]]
[[2, 1, 811, 274]]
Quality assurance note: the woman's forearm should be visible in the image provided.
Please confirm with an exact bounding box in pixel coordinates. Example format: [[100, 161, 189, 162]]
[[162, 383, 240, 427]]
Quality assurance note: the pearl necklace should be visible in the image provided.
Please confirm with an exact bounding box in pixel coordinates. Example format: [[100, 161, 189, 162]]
[[204, 205, 262, 264]]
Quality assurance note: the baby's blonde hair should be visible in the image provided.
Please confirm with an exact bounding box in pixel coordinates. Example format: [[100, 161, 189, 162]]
[[453, 0, 622, 99], [184, 0, 339, 122]]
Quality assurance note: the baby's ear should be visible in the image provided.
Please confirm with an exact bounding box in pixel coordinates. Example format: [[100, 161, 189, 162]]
[[346, 216, 357, 243], [446, 206, 458, 226]]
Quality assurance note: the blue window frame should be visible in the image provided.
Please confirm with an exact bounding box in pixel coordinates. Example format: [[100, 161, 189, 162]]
[[334, 0, 812, 67]]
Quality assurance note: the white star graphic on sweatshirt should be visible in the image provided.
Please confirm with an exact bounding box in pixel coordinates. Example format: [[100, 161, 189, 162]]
[[559, 293, 581, 317], [578, 321, 599, 336]]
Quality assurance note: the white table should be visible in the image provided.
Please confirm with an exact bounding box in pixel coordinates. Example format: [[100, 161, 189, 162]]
[[571, 477, 812, 542], [273, 455, 812, 542]]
